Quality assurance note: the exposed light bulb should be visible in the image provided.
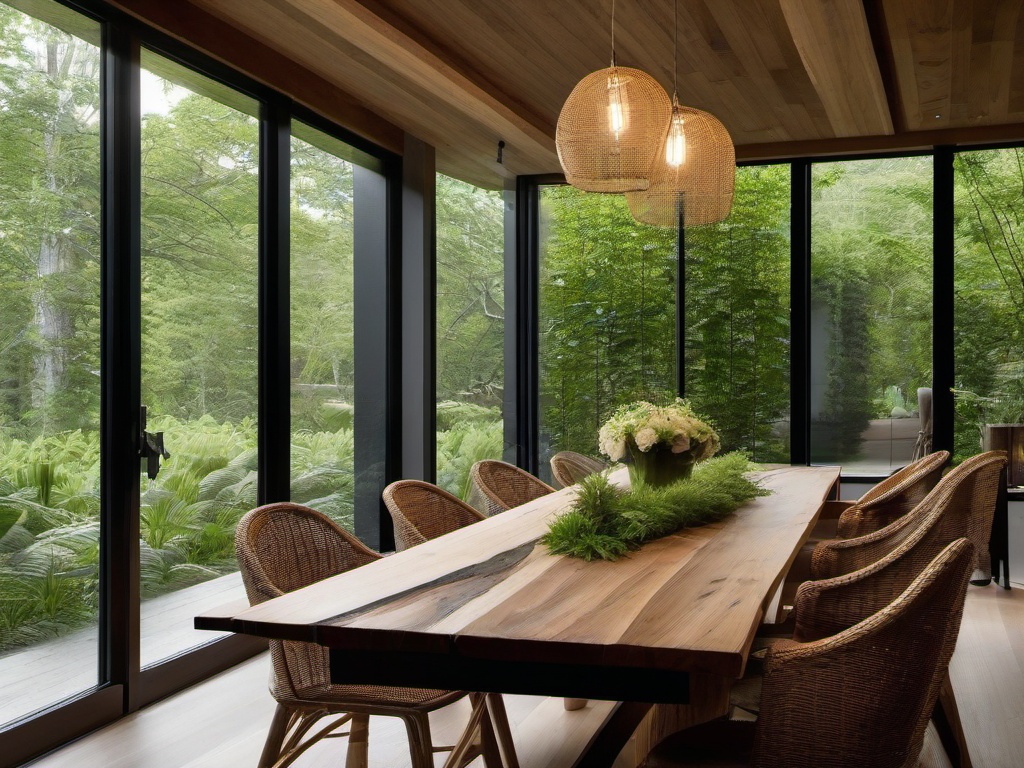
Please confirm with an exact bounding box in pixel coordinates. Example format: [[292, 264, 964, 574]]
[[666, 102, 686, 167], [607, 72, 627, 139]]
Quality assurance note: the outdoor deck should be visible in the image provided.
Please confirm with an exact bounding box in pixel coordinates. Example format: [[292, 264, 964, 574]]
[[0, 572, 244, 727]]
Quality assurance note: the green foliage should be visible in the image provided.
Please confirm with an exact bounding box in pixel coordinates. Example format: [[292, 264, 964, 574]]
[[685, 166, 791, 461], [542, 453, 768, 561], [809, 158, 933, 462], [952, 149, 1024, 462], [538, 187, 677, 458], [436, 421, 503, 501], [436, 175, 504, 409]]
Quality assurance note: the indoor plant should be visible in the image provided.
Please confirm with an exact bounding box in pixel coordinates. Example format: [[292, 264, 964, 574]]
[[598, 398, 720, 487]]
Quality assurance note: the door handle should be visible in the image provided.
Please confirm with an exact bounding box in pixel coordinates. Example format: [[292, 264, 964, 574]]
[[139, 405, 171, 480]]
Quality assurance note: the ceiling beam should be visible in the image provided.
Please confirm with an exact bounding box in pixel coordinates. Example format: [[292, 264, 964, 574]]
[[736, 121, 1024, 162], [281, 0, 556, 165], [779, 0, 894, 136]]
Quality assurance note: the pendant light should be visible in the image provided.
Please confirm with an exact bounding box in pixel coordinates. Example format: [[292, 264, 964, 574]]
[[625, 0, 735, 226], [555, 0, 670, 193]]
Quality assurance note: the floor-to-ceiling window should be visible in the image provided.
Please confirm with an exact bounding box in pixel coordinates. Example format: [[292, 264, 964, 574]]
[[685, 164, 792, 462], [289, 121, 359, 528], [809, 157, 933, 474], [0, 0, 102, 726], [954, 148, 1024, 476], [435, 174, 504, 500], [0, 2, 395, 760], [138, 50, 260, 668], [537, 185, 678, 483]]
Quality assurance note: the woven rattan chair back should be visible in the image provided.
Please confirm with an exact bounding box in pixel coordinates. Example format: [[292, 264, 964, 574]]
[[236, 503, 382, 703], [793, 454, 1002, 640], [836, 449, 951, 538], [383, 479, 486, 551], [811, 450, 1005, 581], [549, 451, 608, 488], [235, 504, 514, 768], [752, 538, 975, 768], [470, 460, 556, 517]]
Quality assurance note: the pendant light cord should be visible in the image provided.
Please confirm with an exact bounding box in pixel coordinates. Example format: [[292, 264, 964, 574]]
[[611, 0, 617, 67], [673, 0, 678, 97]]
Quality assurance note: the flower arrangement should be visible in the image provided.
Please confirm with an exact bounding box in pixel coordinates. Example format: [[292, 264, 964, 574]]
[[599, 398, 720, 461]]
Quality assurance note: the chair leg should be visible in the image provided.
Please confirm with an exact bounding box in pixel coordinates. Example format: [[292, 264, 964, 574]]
[[258, 704, 292, 768], [486, 693, 520, 768], [402, 712, 436, 768], [345, 713, 370, 768], [933, 671, 972, 768], [445, 694, 488, 768]]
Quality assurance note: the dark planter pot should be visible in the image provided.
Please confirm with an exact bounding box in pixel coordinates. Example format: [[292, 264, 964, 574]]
[[982, 424, 1024, 487], [626, 442, 696, 488]]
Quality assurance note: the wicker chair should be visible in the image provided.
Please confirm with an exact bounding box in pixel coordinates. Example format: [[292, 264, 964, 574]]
[[549, 451, 608, 488], [647, 538, 976, 768], [811, 450, 1006, 580], [382, 479, 486, 551], [469, 460, 556, 517], [236, 503, 509, 768], [833, 449, 951, 538]]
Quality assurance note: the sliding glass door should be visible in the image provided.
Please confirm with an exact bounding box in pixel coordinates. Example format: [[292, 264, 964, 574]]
[[0, 0, 103, 727], [138, 50, 260, 668]]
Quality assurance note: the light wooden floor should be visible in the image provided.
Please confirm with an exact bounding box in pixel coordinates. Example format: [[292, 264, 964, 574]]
[[27, 583, 1024, 768]]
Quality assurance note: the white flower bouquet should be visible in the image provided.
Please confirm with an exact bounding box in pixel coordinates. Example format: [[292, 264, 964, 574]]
[[598, 399, 720, 486]]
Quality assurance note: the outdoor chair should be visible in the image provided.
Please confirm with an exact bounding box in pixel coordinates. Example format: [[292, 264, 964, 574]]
[[235, 502, 512, 768], [646, 538, 976, 768], [383, 479, 486, 551], [811, 450, 1005, 580], [549, 451, 608, 488], [469, 460, 556, 517]]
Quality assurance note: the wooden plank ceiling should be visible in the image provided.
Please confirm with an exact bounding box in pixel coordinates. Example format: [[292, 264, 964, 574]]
[[112, 0, 1024, 188]]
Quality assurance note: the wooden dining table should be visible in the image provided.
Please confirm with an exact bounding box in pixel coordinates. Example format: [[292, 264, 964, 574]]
[[197, 464, 839, 766]]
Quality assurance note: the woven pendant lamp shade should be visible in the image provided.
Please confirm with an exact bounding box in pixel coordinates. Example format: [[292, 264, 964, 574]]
[[625, 105, 735, 227], [556, 66, 671, 193]]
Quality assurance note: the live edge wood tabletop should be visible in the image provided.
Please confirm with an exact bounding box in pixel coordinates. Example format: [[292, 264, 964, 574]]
[[196, 465, 839, 708]]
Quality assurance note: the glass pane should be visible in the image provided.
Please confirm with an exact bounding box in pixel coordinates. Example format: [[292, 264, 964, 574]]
[[810, 157, 933, 474], [538, 186, 677, 483], [289, 123, 356, 531], [435, 175, 504, 501], [954, 149, 1024, 484], [685, 165, 792, 462], [0, 1, 102, 724], [139, 50, 259, 667]]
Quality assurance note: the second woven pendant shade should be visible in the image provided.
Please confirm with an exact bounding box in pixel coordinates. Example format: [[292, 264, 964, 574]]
[[556, 66, 671, 193], [625, 104, 735, 227]]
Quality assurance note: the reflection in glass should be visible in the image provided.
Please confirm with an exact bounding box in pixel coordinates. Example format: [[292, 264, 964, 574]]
[[810, 157, 933, 474]]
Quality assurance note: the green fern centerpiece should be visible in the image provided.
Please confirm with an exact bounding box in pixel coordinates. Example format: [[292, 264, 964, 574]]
[[542, 452, 768, 561]]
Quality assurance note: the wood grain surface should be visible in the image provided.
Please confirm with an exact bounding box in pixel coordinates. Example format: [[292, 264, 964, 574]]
[[199, 465, 838, 689]]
